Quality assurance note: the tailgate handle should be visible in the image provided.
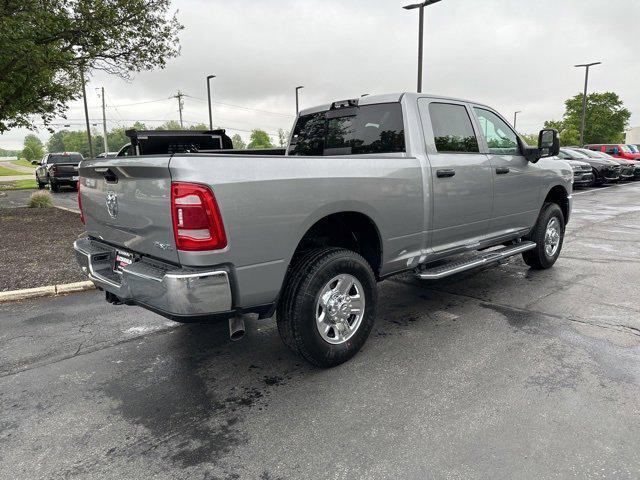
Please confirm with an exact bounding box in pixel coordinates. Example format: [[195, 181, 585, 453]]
[[101, 168, 118, 184]]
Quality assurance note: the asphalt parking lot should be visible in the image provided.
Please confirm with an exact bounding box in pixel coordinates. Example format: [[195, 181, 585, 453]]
[[1, 182, 640, 480]]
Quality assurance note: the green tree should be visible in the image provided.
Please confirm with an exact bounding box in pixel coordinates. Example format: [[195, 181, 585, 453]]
[[0, 0, 183, 132], [22, 134, 44, 160], [156, 120, 183, 130], [544, 92, 630, 146], [188, 123, 209, 130], [231, 134, 246, 150], [247, 129, 274, 149]]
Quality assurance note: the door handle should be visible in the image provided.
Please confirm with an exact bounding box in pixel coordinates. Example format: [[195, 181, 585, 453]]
[[496, 167, 510, 174], [436, 169, 456, 178]]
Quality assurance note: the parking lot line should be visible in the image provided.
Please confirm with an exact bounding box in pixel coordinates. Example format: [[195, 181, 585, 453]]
[[572, 182, 638, 195]]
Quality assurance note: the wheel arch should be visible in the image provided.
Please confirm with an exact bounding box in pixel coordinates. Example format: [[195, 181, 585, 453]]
[[543, 184, 570, 224]]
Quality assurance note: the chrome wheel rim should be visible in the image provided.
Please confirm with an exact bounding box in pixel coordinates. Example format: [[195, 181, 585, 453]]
[[544, 217, 561, 257], [315, 274, 365, 345]]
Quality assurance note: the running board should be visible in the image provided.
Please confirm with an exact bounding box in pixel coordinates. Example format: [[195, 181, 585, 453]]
[[414, 241, 536, 280]]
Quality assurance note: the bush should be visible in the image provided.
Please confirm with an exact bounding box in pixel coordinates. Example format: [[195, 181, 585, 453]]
[[28, 191, 53, 208]]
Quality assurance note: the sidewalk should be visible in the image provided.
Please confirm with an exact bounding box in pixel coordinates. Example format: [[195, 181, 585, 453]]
[[0, 161, 33, 174], [0, 174, 33, 182]]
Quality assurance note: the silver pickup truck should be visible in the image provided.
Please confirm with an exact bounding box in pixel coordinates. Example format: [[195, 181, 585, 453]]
[[74, 92, 571, 367]]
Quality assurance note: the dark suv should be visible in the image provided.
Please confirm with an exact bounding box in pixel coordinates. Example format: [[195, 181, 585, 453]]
[[558, 148, 621, 185], [570, 147, 640, 181], [34, 152, 83, 192]]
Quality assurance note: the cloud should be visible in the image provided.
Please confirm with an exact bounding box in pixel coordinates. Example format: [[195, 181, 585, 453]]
[[1, 0, 638, 149]]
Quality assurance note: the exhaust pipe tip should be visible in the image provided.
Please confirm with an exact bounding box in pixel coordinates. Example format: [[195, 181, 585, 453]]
[[228, 316, 246, 341]]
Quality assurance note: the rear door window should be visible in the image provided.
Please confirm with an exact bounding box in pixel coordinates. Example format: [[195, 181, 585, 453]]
[[428, 103, 479, 153], [289, 103, 405, 156]]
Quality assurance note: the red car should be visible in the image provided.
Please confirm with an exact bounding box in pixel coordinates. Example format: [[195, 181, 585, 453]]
[[585, 144, 640, 161]]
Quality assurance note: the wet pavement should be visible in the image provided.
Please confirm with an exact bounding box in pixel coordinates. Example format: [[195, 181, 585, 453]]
[[1, 182, 639, 479]]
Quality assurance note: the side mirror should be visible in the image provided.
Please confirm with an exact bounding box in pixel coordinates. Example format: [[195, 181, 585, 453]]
[[538, 129, 560, 158], [31, 160, 38, 165]]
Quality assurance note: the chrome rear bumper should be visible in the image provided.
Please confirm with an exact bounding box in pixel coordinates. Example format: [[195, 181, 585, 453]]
[[74, 238, 233, 319]]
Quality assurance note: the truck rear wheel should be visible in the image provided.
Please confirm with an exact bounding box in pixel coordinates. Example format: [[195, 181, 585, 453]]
[[523, 202, 565, 270], [277, 247, 377, 368], [49, 181, 59, 193]]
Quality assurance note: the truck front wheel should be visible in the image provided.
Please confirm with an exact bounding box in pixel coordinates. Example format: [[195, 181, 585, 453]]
[[523, 202, 565, 269], [277, 247, 378, 367]]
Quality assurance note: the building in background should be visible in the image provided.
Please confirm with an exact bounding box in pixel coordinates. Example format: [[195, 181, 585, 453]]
[[625, 126, 640, 143]]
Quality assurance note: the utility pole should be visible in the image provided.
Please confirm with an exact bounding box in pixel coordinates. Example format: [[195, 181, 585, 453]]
[[403, 0, 443, 93], [79, 68, 94, 159], [574, 62, 601, 146], [513, 110, 521, 130], [173, 91, 185, 128], [206, 75, 215, 130], [100, 87, 108, 154], [295, 86, 304, 115]]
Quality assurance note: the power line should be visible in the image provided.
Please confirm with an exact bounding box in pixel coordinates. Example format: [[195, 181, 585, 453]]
[[184, 95, 294, 118]]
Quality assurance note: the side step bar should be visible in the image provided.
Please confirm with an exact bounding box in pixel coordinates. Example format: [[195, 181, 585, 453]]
[[414, 241, 536, 280]]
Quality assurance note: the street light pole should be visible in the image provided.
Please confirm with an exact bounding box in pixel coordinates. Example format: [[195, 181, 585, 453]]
[[206, 75, 215, 130], [574, 61, 601, 146], [403, 0, 442, 93], [101, 87, 108, 154], [79, 68, 94, 159], [295, 86, 304, 115], [513, 110, 521, 130]]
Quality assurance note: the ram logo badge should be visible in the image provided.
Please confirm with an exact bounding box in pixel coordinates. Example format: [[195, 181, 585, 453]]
[[105, 191, 118, 218]]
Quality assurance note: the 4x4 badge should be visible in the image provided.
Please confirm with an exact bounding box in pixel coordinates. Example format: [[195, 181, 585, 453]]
[[105, 191, 118, 218]]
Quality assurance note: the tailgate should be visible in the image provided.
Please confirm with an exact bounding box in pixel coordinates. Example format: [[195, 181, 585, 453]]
[[78, 156, 178, 264], [54, 163, 80, 177]]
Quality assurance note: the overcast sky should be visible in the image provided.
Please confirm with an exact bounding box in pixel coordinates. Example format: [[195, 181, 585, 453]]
[[2, 0, 639, 150]]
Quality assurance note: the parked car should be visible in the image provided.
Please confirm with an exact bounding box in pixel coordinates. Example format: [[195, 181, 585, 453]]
[[75, 93, 571, 367], [585, 144, 640, 162], [549, 153, 593, 187], [558, 148, 621, 185], [34, 152, 83, 192], [570, 147, 640, 180]]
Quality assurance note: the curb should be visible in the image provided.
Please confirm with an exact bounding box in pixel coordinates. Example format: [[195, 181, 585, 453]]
[[54, 205, 81, 214], [0, 281, 95, 303]]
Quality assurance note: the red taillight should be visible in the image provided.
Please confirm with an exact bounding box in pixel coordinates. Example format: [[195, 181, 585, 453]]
[[171, 182, 227, 251], [77, 180, 84, 224]]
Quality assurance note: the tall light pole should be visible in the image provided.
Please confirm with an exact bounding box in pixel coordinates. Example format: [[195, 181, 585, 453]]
[[295, 86, 304, 115], [575, 61, 601, 146], [513, 110, 521, 130], [79, 67, 94, 159], [206, 75, 215, 130], [403, 0, 442, 93], [100, 87, 108, 154]]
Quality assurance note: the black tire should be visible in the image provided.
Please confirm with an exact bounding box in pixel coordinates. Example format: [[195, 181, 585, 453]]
[[37, 181, 45, 190], [592, 169, 603, 187], [276, 247, 378, 368], [523, 202, 565, 270], [49, 181, 59, 193]]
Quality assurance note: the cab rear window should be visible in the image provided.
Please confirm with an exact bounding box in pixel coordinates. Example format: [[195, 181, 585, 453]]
[[48, 154, 83, 164], [289, 103, 405, 156]]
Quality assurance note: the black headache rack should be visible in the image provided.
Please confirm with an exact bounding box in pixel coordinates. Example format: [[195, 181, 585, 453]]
[[124, 129, 234, 155]]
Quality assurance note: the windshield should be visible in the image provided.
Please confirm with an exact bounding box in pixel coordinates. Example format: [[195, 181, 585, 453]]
[[562, 148, 588, 159], [620, 145, 632, 154], [627, 144, 639, 153], [289, 103, 405, 156], [48, 154, 83, 164]]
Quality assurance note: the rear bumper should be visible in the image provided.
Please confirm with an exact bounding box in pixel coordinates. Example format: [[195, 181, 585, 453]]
[[74, 237, 233, 320]]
